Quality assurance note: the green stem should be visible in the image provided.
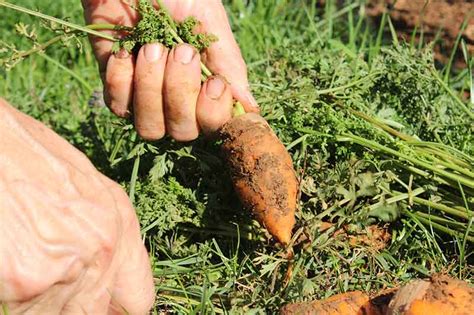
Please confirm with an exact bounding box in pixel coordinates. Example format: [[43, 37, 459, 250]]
[[431, 68, 474, 120], [389, 189, 473, 219], [11, 35, 63, 60], [408, 141, 474, 165], [410, 195, 473, 220], [0, 1, 117, 41], [345, 106, 415, 141], [400, 164, 451, 186], [367, 187, 425, 211], [347, 106, 474, 173], [418, 147, 472, 170], [129, 155, 140, 205], [347, 106, 472, 171], [410, 212, 474, 243], [87, 24, 133, 32], [39, 53, 93, 92], [338, 134, 474, 189], [426, 157, 474, 179], [232, 102, 246, 117], [156, 0, 213, 79], [316, 72, 381, 95], [414, 211, 474, 232], [2, 303, 9, 315]]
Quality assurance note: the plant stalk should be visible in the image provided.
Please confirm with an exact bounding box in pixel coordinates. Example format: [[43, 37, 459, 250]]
[[0, 1, 117, 41], [338, 134, 474, 189], [410, 212, 474, 243]]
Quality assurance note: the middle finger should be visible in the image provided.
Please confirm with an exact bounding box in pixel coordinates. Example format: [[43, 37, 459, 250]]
[[163, 43, 201, 142]]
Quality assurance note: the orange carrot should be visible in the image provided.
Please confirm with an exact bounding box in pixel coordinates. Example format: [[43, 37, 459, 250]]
[[281, 275, 473, 315], [388, 274, 474, 315], [220, 113, 297, 245], [280, 291, 385, 315]]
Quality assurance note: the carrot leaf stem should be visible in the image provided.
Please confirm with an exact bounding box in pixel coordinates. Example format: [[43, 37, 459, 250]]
[[0, 1, 117, 41]]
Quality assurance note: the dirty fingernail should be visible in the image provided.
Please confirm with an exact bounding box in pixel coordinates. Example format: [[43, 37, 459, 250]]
[[144, 43, 163, 62], [116, 49, 130, 59], [174, 44, 195, 64], [206, 76, 225, 100]]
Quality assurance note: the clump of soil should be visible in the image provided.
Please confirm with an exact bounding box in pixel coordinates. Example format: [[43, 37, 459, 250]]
[[348, 225, 391, 251], [317, 222, 392, 252], [220, 113, 297, 244], [366, 0, 474, 67]]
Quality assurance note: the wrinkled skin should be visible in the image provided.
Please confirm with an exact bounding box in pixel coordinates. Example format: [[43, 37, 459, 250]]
[[82, 0, 258, 141], [0, 99, 154, 314]]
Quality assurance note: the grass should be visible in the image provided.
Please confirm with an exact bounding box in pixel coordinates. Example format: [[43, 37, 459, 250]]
[[1, 0, 473, 313]]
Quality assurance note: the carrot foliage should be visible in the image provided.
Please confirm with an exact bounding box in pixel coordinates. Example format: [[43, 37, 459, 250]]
[[114, 0, 217, 53]]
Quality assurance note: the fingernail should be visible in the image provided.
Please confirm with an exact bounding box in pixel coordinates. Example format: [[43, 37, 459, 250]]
[[115, 49, 130, 59], [174, 44, 195, 64], [144, 43, 163, 62], [206, 76, 225, 100], [245, 91, 259, 108]]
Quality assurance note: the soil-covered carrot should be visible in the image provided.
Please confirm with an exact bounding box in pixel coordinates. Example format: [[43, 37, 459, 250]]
[[280, 291, 386, 315], [387, 274, 474, 315], [281, 275, 474, 315], [220, 113, 297, 245]]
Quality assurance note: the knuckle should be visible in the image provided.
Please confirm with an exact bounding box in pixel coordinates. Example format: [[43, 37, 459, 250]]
[[3, 253, 84, 301], [98, 234, 116, 258]]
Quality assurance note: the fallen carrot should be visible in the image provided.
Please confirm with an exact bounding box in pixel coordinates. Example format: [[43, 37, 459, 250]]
[[280, 291, 385, 315], [280, 274, 474, 315], [388, 274, 474, 315]]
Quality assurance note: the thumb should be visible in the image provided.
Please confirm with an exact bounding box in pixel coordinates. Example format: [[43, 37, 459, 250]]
[[199, 3, 259, 113], [108, 186, 155, 315]]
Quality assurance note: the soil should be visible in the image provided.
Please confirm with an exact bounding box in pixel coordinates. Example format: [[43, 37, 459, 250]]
[[316, 222, 391, 252], [366, 0, 474, 67], [220, 113, 297, 244], [348, 224, 391, 251]]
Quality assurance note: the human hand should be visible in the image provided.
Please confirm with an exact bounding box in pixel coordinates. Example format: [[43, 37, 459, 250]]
[[82, 0, 259, 141], [0, 99, 154, 314]]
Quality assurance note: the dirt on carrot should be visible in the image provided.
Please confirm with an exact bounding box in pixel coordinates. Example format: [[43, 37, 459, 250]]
[[220, 113, 298, 245], [388, 274, 474, 315], [280, 291, 388, 315], [281, 274, 474, 315]]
